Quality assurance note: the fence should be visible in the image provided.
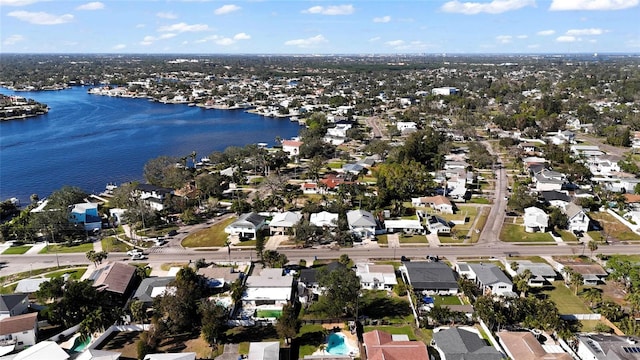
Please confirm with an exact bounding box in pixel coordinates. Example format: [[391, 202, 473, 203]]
[[87, 324, 149, 350], [560, 314, 601, 321]]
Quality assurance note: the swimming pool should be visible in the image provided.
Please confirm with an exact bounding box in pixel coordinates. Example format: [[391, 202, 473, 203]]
[[71, 334, 91, 352], [326, 332, 349, 355]]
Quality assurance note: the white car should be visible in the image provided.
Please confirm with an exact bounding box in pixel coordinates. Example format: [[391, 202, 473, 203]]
[[126, 249, 143, 257], [130, 253, 146, 260]]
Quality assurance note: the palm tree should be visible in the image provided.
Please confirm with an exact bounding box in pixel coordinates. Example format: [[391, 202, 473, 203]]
[[514, 269, 532, 297], [565, 268, 583, 296], [190, 150, 197, 168], [581, 287, 602, 309], [588, 240, 598, 258]]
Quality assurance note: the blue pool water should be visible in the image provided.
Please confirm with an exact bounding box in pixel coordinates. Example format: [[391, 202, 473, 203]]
[[71, 335, 91, 352], [326, 332, 349, 355]]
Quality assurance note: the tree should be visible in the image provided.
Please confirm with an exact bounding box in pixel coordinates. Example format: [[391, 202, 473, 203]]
[[581, 287, 602, 309], [86, 250, 108, 266], [548, 207, 568, 231], [262, 250, 288, 268], [276, 302, 300, 345], [154, 266, 206, 334], [598, 301, 624, 322], [565, 268, 583, 296], [255, 230, 265, 262], [48, 186, 89, 208], [338, 254, 351, 266], [129, 300, 146, 324], [199, 301, 228, 347], [588, 240, 599, 257], [513, 269, 532, 297], [317, 266, 361, 317]]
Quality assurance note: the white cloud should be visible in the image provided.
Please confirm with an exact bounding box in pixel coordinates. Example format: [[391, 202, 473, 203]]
[[214, 4, 241, 15], [369, 36, 381, 42], [373, 15, 391, 23], [3, 34, 25, 45], [158, 22, 208, 32], [76, 2, 104, 10], [385, 39, 430, 50], [303, 5, 354, 15], [556, 35, 578, 42], [159, 33, 176, 39], [8, 10, 73, 25], [284, 34, 328, 47], [496, 35, 513, 43], [528, 44, 540, 48], [0, 0, 41, 6], [233, 32, 250, 40], [566, 28, 604, 35], [550, 0, 638, 10], [537, 29, 555, 35], [112, 44, 126, 50], [385, 39, 405, 47], [441, 0, 535, 14], [517, 34, 528, 39], [140, 33, 176, 45], [157, 12, 178, 19]]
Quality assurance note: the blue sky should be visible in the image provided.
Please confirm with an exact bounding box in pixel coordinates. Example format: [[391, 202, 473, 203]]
[[1, 0, 639, 54]]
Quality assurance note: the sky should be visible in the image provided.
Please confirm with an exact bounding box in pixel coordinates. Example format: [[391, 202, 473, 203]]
[[1, 0, 639, 54]]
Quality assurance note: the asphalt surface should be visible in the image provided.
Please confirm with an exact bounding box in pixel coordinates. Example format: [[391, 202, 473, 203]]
[[478, 141, 508, 244]]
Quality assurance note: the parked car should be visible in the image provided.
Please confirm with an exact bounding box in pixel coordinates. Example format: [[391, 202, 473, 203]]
[[167, 229, 178, 237], [130, 253, 146, 260]]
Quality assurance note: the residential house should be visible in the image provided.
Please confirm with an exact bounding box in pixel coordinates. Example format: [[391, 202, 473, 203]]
[[87, 261, 137, 296], [225, 212, 267, 239], [455, 262, 514, 297], [143, 353, 196, 360], [426, 216, 452, 234], [310, 211, 339, 228], [534, 170, 566, 192], [281, 139, 303, 157], [433, 327, 503, 360], [549, 130, 576, 145], [576, 333, 640, 360], [243, 268, 294, 318], [14, 278, 49, 294], [588, 155, 621, 177], [12, 340, 69, 360], [299, 262, 345, 298], [411, 196, 454, 214], [0, 312, 38, 352], [523, 207, 549, 233], [497, 331, 572, 360], [540, 190, 571, 208], [132, 277, 175, 306], [319, 174, 353, 192], [69, 202, 102, 231], [401, 262, 459, 295], [269, 211, 302, 235], [341, 163, 365, 176], [135, 183, 173, 211], [355, 263, 398, 291], [346, 210, 377, 238], [326, 123, 352, 138], [514, 261, 557, 287], [519, 142, 541, 154], [562, 203, 590, 233], [197, 266, 242, 289], [384, 219, 424, 235], [363, 330, 429, 360], [248, 341, 280, 360], [301, 182, 321, 195], [0, 294, 29, 320], [396, 121, 418, 134], [559, 261, 608, 286], [570, 145, 603, 158], [432, 87, 459, 96]]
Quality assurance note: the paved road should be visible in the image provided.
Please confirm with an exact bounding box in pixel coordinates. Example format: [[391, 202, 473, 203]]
[[3, 242, 640, 277], [478, 141, 507, 244]]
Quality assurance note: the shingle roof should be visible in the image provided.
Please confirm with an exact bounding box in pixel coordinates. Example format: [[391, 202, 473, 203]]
[[497, 331, 572, 360], [132, 277, 175, 304], [0, 312, 37, 336], [234, 212, 267, 227], [433, 328, 502, 360], [347, 210, 376, 227], [91, 261, 137, 295], [0, 294, 28, 312], [403, 262, 458, 291], [299, 262, 345, 285], [467, 263, 512, 286]]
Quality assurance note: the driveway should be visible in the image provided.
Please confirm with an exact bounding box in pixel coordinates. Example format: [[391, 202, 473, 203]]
[[215, 343, 240, 360]]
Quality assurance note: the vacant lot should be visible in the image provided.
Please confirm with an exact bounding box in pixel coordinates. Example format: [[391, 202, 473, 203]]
[[537, 281, 592, 314], [589, 212, 640, 241], [182, 217, 235, 247], [500, 224, 554, 243], [39, 242, 94, 254]]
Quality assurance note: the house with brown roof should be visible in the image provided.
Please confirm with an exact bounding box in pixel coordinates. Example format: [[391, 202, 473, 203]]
[[0, 312, 38, 352], [363, 330, 429, 360], [556, 259, 608, 285], [88, 261, 137, 295], [411, 196, 454, 214], [497, 331, 572, 360], [197, 266, 242, 289], [281, 139, 303, 157]]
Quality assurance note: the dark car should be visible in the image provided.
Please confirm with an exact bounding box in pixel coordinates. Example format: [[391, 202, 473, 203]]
[[167, 229, 178, 237], [400, 256, 410, 262]]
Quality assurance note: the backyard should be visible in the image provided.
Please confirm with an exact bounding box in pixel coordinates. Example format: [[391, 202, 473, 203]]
[[536, 281, 592, 314]]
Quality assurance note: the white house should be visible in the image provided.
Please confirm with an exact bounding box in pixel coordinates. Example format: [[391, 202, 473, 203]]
[[411, 195, 454, 214], [384, 219, 424, 234], [523, 207, 549, 233], [576, 334, 640, 360], [346, 209, 377, 238], [12, 340, 69, 360], [0, 312, 38, 353], [243, 269, 294, 318], [248, 341, 280, 360], [224, 212, 267, 239], [432, 87, 459, 96], [562, 203, 590, 233], [355, 263, 398, 291], [534, 170, 566, 192], [135, 183, 174, 211], [426, 216, 451, 234], [269, 211, 302, 235], [326, 123, 352, 138], [281, 139, 303, 157], [456, 262, 514, 297], [309, 211, 339, 228]]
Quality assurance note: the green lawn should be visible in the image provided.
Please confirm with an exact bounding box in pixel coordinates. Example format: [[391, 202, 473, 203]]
[[256, 309, 282, 318], [398, 234, 428, 244], [470, 208, 490, 243], [589, 212, 640, 241], [101, 237, 132, 253], [500, 223, 555, 243], [39, 242, 94, 254], [433, 295, 463, 306], [46, 268, 87, 280], [468, 197, 491, 204], [296, 324, 327, 358], [539, 281, 592, 314], [182, 217, 235, 247], [2, 245, 32, 255], [376, 234, 388, 245], [559, 230, 578, 243]]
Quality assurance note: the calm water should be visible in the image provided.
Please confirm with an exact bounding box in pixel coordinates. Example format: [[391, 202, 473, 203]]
[[0, 86, 301, 203]]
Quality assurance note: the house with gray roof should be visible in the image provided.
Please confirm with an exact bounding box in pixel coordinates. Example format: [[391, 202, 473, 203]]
[[269, 211, 302, 235], [132, 277, 175, 306], [401, 262, 458, 295], [248, 341, 280, 360], [455, 262, 513, 297], [576, 333, 640, 360], [513, 260, 557, 287], [427, 215, 452, 234], [562, 203, 590, 233], [197, 266, 242, 289], [432, 327, 503, 360], [0, 294, 29, 320], [540, 190, 571, 208], [347, 209, 377, 238], [225, 212, 267, 239]]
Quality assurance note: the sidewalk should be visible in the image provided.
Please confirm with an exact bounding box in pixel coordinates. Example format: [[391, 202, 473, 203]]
[[24, 242, 48, 254]]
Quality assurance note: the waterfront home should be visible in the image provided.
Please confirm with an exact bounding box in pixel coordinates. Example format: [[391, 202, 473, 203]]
[[497, 331, 572, 360], [401, 262, 458, 295], [363, 330, 429, 360], [346, 209, 377, 238], [269, 211, 303, 235], [135, 183, 174, 211], [0, 294, 29, 320], [69, 202, 102, 231], [576, 334, 640, 360], [355, 263, 397, 291], [523, 207, 549, 233], [0, 312, 38, 353], [455, 262, 514, 297], [432, 327, 502, 360], [281, 139, 303, 157], [224, 212, 266, 240]]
